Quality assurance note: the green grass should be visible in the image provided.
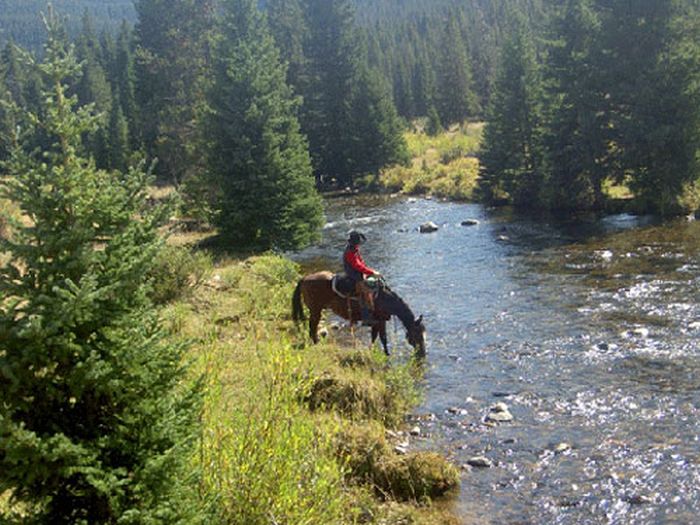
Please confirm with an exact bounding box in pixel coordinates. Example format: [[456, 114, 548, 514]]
[[381, 121, 483, 201]]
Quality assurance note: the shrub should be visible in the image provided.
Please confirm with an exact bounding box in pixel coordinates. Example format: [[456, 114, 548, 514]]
[[148, 245, 212, 304]]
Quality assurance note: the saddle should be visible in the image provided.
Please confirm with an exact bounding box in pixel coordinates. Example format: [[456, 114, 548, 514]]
[[331, 274, 359, 299], [331, 274, 382, 300]]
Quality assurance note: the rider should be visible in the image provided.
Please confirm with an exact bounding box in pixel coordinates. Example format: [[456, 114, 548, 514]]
[[343, 230, 380, 324]]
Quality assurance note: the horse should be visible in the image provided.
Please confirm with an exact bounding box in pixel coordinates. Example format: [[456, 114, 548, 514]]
[[291, 271, 426, 356]]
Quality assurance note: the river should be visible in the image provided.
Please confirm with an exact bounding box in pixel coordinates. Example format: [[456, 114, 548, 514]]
[[294, 194, 700, 525]]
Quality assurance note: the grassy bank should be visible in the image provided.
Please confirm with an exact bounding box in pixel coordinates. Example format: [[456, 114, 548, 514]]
[[380, 122, 483, 201], [163, 249, 462, 524]]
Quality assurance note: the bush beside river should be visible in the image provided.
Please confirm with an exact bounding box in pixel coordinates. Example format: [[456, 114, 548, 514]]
[[379, 122, 483, 201]]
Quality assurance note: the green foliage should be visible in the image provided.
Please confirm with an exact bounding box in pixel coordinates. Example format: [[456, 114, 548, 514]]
[[205, 0, 323, 250], [425, 106, 442, 136], [0, 22, 199, 524], [148, 245, 212, 305], [381, 122, 482, 200]]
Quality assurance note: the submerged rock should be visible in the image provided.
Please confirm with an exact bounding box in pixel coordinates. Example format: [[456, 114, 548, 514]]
[[461, 219, 480, 227]]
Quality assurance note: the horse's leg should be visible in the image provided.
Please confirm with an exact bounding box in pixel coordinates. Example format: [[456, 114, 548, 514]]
[[371, 325, 379, 347], [309, 309, 322, 344], [379, 321, 389, 356]]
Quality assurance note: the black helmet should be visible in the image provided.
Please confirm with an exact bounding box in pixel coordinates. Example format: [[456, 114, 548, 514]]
[[347, 230, 366, 246]]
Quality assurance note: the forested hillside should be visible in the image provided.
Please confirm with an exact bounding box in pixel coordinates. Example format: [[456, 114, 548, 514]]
[[0, 0, 135, 50]]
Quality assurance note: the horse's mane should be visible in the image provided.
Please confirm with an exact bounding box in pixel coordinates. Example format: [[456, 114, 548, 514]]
[[376, 283, 416, 331]]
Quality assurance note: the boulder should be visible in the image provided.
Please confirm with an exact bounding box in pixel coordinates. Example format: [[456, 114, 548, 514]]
[[466, 456, 493, 468], [419, 221, 439, 233]]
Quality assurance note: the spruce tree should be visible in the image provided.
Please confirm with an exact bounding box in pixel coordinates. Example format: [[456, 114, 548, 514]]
[[350, 65, 409, 178], [0, 21, 199, 524], [134, 0, 214, 184], [480, 13, 544, 207], [434, 12, 479, 126], [205, 0, 324, 250], [543, 0, 608, 211]]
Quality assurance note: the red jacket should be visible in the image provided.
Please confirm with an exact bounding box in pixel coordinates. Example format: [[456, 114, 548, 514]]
[[344, 245, 375, 279]]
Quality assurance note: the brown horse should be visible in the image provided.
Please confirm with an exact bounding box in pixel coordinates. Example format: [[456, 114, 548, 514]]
[[291, 271, 426, 356]]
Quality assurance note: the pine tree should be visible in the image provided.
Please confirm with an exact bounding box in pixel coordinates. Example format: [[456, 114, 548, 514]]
[[480, 13, 544, 207], [108, 94, 129, 171], [301, 0, 362, 186], [266, 0, 309, 93], [543, 0, 609, 211], [114, 21, 138, 148], [350, 65, 409, 178], [134, 0, 214, 184], [601, 0, 698, 215], [434, 11, 479, 125], [0, 20, 199, 524], [205, 0, 324, 250]]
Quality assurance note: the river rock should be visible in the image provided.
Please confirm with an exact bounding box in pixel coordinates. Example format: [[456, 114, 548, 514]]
[[466, 456, 493, 468], [486, 402, 514, 423], [497, 235, 509, 242], [555, 443, 572, 454], [633, 327, 650, 338], [689, 321, 700, 330], [461, 219, 480, 227], [394, 440, 410, 455], [419, 221, 439, 233], [624, 494, 652, 505], [409, 426, 421, 436]]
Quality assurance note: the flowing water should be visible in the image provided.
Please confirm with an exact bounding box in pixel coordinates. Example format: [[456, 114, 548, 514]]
[[294, 194, 700, 525]]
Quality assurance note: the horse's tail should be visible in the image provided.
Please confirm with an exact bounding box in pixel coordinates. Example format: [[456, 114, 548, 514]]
[[292, 279, 306, 323]]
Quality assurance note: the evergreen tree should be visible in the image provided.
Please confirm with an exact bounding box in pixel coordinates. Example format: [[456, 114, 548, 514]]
[[206, 0, 324, 250], [480, 13, 545, 207], [74, 12, 112, 113], [600, 0, 698, 214], [134, 0, 214, 184], [0, 20, 199, 524], [267, 0, 309, 93], [350, 65, 409, 178], [301, 0, 362, 186], [434, 11, 479, 125], [543, 0, 609, 211], [425, 105, 442, 136], [108, 94, 129, 171], [114, 21, 138, 148]]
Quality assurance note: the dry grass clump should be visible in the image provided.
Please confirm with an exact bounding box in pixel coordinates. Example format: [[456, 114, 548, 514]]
[[307, 371, 393, 420], [336, 424, 460, 503]]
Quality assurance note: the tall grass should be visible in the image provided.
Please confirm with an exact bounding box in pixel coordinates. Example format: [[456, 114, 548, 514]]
[[199, 343, 347, 525]]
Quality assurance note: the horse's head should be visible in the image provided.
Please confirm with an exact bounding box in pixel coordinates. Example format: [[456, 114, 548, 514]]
[[406, 315, 426, 356]]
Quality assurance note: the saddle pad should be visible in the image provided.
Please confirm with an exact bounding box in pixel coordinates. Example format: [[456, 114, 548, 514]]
[[332, 274, 356, 298]]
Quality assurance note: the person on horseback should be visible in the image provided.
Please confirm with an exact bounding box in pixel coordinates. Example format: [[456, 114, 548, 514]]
[[343, 230, 380, 324]]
